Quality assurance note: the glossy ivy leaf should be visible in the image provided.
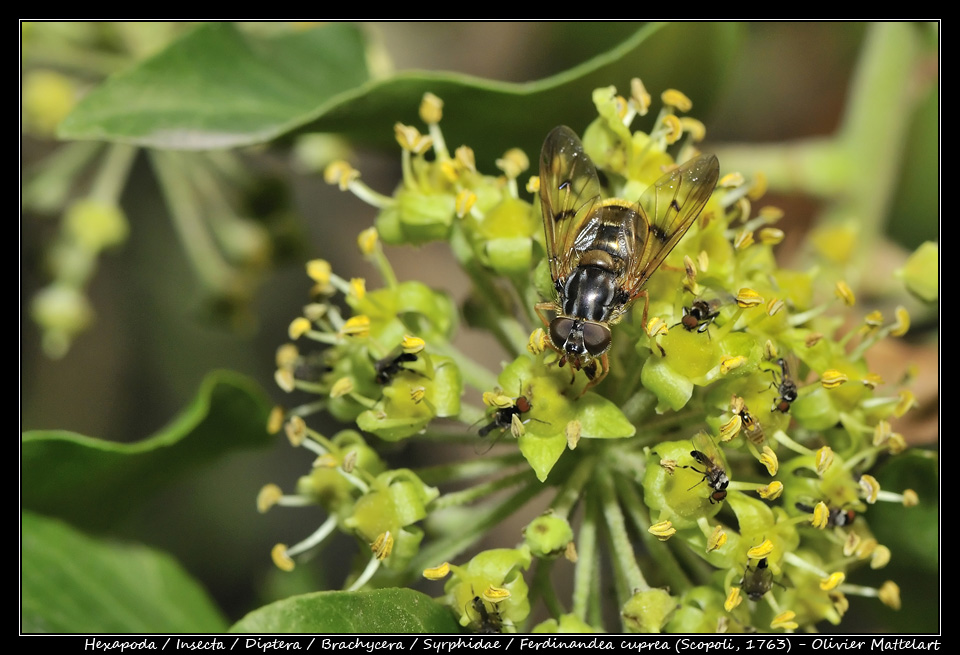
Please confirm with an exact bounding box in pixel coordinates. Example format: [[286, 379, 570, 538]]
[[21, 370, 272, 531], [58, 23, 370, 149], [230, 588, 460, 633], [22, 511, 227, 633], [59, 22, 741, 162]]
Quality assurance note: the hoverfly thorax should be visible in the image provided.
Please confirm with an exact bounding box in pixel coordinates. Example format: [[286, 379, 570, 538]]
[[537, 126, 719, 386]]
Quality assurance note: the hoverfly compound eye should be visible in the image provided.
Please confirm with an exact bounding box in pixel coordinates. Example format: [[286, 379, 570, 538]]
[[582, 322, 612, 356], [550, 318, 574, 350]]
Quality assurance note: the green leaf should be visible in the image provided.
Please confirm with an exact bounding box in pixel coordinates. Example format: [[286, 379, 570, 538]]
[[58, 23, 370, 149], [21, 370, 272, 531], [230, 588, 460, 633], [22, 511, 227, 633], [60, 22, 741, 161]]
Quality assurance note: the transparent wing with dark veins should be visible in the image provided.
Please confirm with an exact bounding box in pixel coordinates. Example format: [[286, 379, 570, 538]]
[[622, 153, 720, 299], [539, 126, 602, 284]]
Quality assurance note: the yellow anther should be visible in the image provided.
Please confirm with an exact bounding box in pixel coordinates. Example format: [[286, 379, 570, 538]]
[[394, 123, 432, 154], [870, 545, 891, 569], [402, 335, 426, 354], [758, 227, 784, 245], [313, 453, 338, 469], [357, 227, 379, 256], [748, 170, 768, 200], [411, 386, 426, 403], [304, 303, 327, 322], [747, 539, 774, 559], [720, 355, 747, 375], [323, 160, 360, 190], [455, 189, 477, 218], [763, 341, 778, 361], [697, 250, 710, 273], [440, 160, 459, 183], [510, 413, 526, 438], [902, 489, 919, 507], [724, 587, 743, 612], [872, 420, 892, 447], [887, 433, 907, 454], [659, 457, 678, 474], [371, 531, 394, 560], [820, 572, 845, 591], [734, 229, 754, 250], [646, 316, 669, 338], [821, 369, 848, 389], [661, 88, 693, 112], [859, 474, 880, 504], [861, 373, 884, 389], [649, 520, 676, 541], [757, 481, 783, 500], [274, 368, 295, 393], [771, 611, 799, 630], [422, 562, 451, 580], [735, 288, 764, 308], [455, 145, 476, 173], [679, 117, 706, 142], [890, 306, 910, 337], [630, 77, 651, 116], [272, 544, 295, 572], [831, 592, 849, 617], [284, 416, 307, 447], [306, 259, 332, 285], [349, 278, 366, 301], [878, 581, 901, 610], [482, 586, 511, 603], [719, 414, 742, 442], [864, 310, 884, 327], [815, 447, 834, 475], [257, 484, 283, 513], [835, 280, 856, 306], [766, 297, 785, 316], [330, 376, 355, 398], [288, 317, 312, 340], [894, 389, 917, 418], [661, 114, 683, 144], [707, 525, 727, 552], [856, 537, 878, 560], [419, 92, 444, 124], [267, 406, 286, 434], [804, 332, 824, 347], [526, 175, 540, 194], [483, 390, 514, 409], [719, 172, 744, 188], [276, 343, 300, 368], [566, 420, 582, 450], [843, 532, 861, 557], [758, 206, 784, 222], [683, 254, 697, 279], [339, 315, 371, 338], [496, 148, 530, 179], [527, 328, 548, 355], [565, 541, 579, 563], [341, 449, 357, 473], [759, 446, 779, 476]]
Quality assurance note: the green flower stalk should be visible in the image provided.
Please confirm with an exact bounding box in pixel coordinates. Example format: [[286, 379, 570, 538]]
[[263, 83, 923, 633]]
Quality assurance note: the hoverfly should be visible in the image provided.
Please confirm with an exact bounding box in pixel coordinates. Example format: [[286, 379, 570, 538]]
[[683, 432, 729, 503], [679, 298, 722, 334], [468, 595, 503, 634], [537, 126, 719, 385], [768, 357, 798, 413], [740, 558, 774, 601], [478, 394, 534, 438], [795, 502, 856, 528], [374, 348, 420, 385], [730, 395, 764, 445]]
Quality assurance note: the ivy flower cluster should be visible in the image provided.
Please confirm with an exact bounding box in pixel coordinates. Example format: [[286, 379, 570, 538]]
[[260, 83, 919, 633]]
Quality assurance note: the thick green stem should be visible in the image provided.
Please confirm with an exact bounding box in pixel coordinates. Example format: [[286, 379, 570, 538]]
[[596, 474, 646, 593]]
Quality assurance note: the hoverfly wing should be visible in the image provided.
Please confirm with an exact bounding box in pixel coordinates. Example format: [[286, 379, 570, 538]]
[[624, 153, 720, 299], [539, 126, 603, 284], [690, 430, 724, 466]]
